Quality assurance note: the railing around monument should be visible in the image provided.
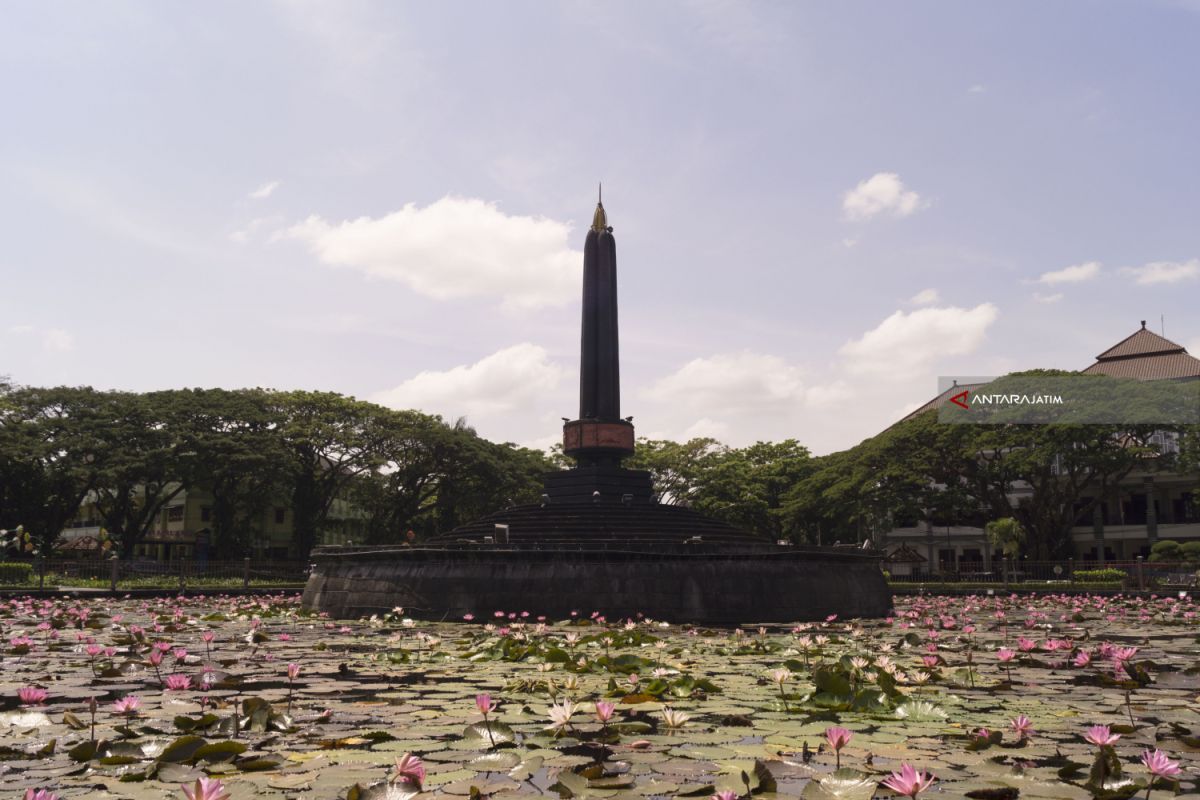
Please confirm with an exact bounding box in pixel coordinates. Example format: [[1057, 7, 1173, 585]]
[[0, 558, 310, 591], [886, 558, 1199, 591]]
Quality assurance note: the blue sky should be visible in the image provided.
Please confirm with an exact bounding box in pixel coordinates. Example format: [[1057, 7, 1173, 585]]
[[3, 1, 1198, 454]]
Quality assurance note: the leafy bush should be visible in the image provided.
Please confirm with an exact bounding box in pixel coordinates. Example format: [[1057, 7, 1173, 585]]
[[1149, 540, 1182, 562], [0, 562, 34, 585], [1180, 541, 1200, 562], [1073, 568, 1127, 583]]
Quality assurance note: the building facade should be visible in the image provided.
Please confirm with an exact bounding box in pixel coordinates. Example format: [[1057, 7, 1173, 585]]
[[880, 322, 1200, 571]]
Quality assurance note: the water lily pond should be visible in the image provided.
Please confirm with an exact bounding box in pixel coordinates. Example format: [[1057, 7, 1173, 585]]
[[2, 592, 1197, 799]]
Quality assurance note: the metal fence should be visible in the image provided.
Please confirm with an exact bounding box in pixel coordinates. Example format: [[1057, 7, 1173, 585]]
[[886, 558, 1200, 591], [1, 558, 310, 591]]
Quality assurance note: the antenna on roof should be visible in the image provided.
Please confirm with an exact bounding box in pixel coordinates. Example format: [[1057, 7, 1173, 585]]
[[1140, 320, 1146, 329], [1161, 314, 1165, 336]]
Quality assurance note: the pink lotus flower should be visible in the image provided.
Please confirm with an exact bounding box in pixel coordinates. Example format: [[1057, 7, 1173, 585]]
[[1017, 637, 1037, 652], [921, 655, 940, 668], [711, 792, 739, 800], [23, 790, 59, 800], [202, 632, 214, 643], [287, 663, 300, 681], [181, 776, 230, 800], [476, 693, 497, 714], [18, 686, 48, 706], [825, 726, 852, 769], [392, 752, 426, 788], [880, 763, 936, 797], [113, 695, 142, 717], [1073, 651, 1092, 667], [1113, 646, 1139, 663], [164, 674, 192, 691], [1141, 748, 1183, 781], [1009, 715, 1033, 740], [595, 701, 616, 724], [1083, 725, 1120, 747]]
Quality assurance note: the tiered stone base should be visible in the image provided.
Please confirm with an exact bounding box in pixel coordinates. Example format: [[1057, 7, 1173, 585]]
[[301, 545, 893, 624]]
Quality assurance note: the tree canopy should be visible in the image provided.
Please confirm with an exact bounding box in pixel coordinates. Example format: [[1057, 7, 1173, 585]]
[[0, 384, 553, 559]]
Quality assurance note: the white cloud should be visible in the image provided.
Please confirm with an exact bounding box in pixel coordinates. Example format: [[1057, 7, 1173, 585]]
[[804, 380, 855, 409], [371, 343, 564, 420], [1121, 259, 1199, 285], [646, 351, 806, 415], [248, 181, 280, 200], [909, 288, 939, 306], [8, 325, 75, 352], [968, 84, 986, 94], [842, 172, 922, 221], [1036, 261, 1100, 285], [286, 196, 580, 310], [838, 303, 999, 377], [1033, 292, 1063, 304]]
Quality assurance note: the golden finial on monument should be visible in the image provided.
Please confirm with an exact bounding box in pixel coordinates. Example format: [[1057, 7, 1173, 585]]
[[591, 182, 608, 231]]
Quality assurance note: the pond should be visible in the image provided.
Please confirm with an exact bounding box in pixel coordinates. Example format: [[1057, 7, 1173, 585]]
[[2, 592, 1196, 799]]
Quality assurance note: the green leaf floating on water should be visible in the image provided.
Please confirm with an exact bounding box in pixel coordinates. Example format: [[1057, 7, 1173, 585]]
[[193, 740, 248, 763], [463, 721, 516, 746], [158, 735, 206, 763], [509, 754, 544, 781], [0, 710, 52, 728], [68, 739, 99, 762], [468, 750, 522, 771]]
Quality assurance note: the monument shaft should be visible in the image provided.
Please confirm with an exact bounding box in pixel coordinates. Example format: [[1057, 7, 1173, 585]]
[[579, 206, 620, 420], [563, 198, 635, 467]]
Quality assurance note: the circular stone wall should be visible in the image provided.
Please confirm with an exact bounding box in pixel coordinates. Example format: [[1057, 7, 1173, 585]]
[[302, 547, 893, 624]]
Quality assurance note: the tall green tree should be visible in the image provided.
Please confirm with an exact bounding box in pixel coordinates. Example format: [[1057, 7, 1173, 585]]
[[178, 388, 290, 557], [90, 391, 195, 557], [694, 440, 813, 540], [0, 386, 115, 554], [624, 438, 725, 505], [272, 391, 388, 558]]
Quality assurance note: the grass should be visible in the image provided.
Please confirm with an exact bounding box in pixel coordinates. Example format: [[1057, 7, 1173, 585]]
[[6, 574, 306, 590]]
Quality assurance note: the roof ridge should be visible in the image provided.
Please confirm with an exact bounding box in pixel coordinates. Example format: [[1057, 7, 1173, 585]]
[[1095, 325, 1187, 360]]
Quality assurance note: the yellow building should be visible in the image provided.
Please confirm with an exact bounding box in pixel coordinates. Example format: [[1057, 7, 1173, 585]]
[[61, 486, 367, 561]]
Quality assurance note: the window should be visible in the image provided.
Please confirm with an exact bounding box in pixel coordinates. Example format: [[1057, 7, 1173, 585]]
[[274, 507, 286, 524], [1149, 430, 1179, 454], [938, 548, 956, 571], [200, 506, 211, 522], [167, 506, 184, 523]]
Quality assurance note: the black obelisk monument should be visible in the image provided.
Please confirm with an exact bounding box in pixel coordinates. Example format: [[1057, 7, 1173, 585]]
[[302, 191, 893, 623], [548, 193, 652, 501]]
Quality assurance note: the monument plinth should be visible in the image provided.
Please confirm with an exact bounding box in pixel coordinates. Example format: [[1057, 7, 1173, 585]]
[[303, 194, 893, 622]]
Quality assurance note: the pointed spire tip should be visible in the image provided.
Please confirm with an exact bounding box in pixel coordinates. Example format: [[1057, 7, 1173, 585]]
[[591, 183, 608, 232]]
